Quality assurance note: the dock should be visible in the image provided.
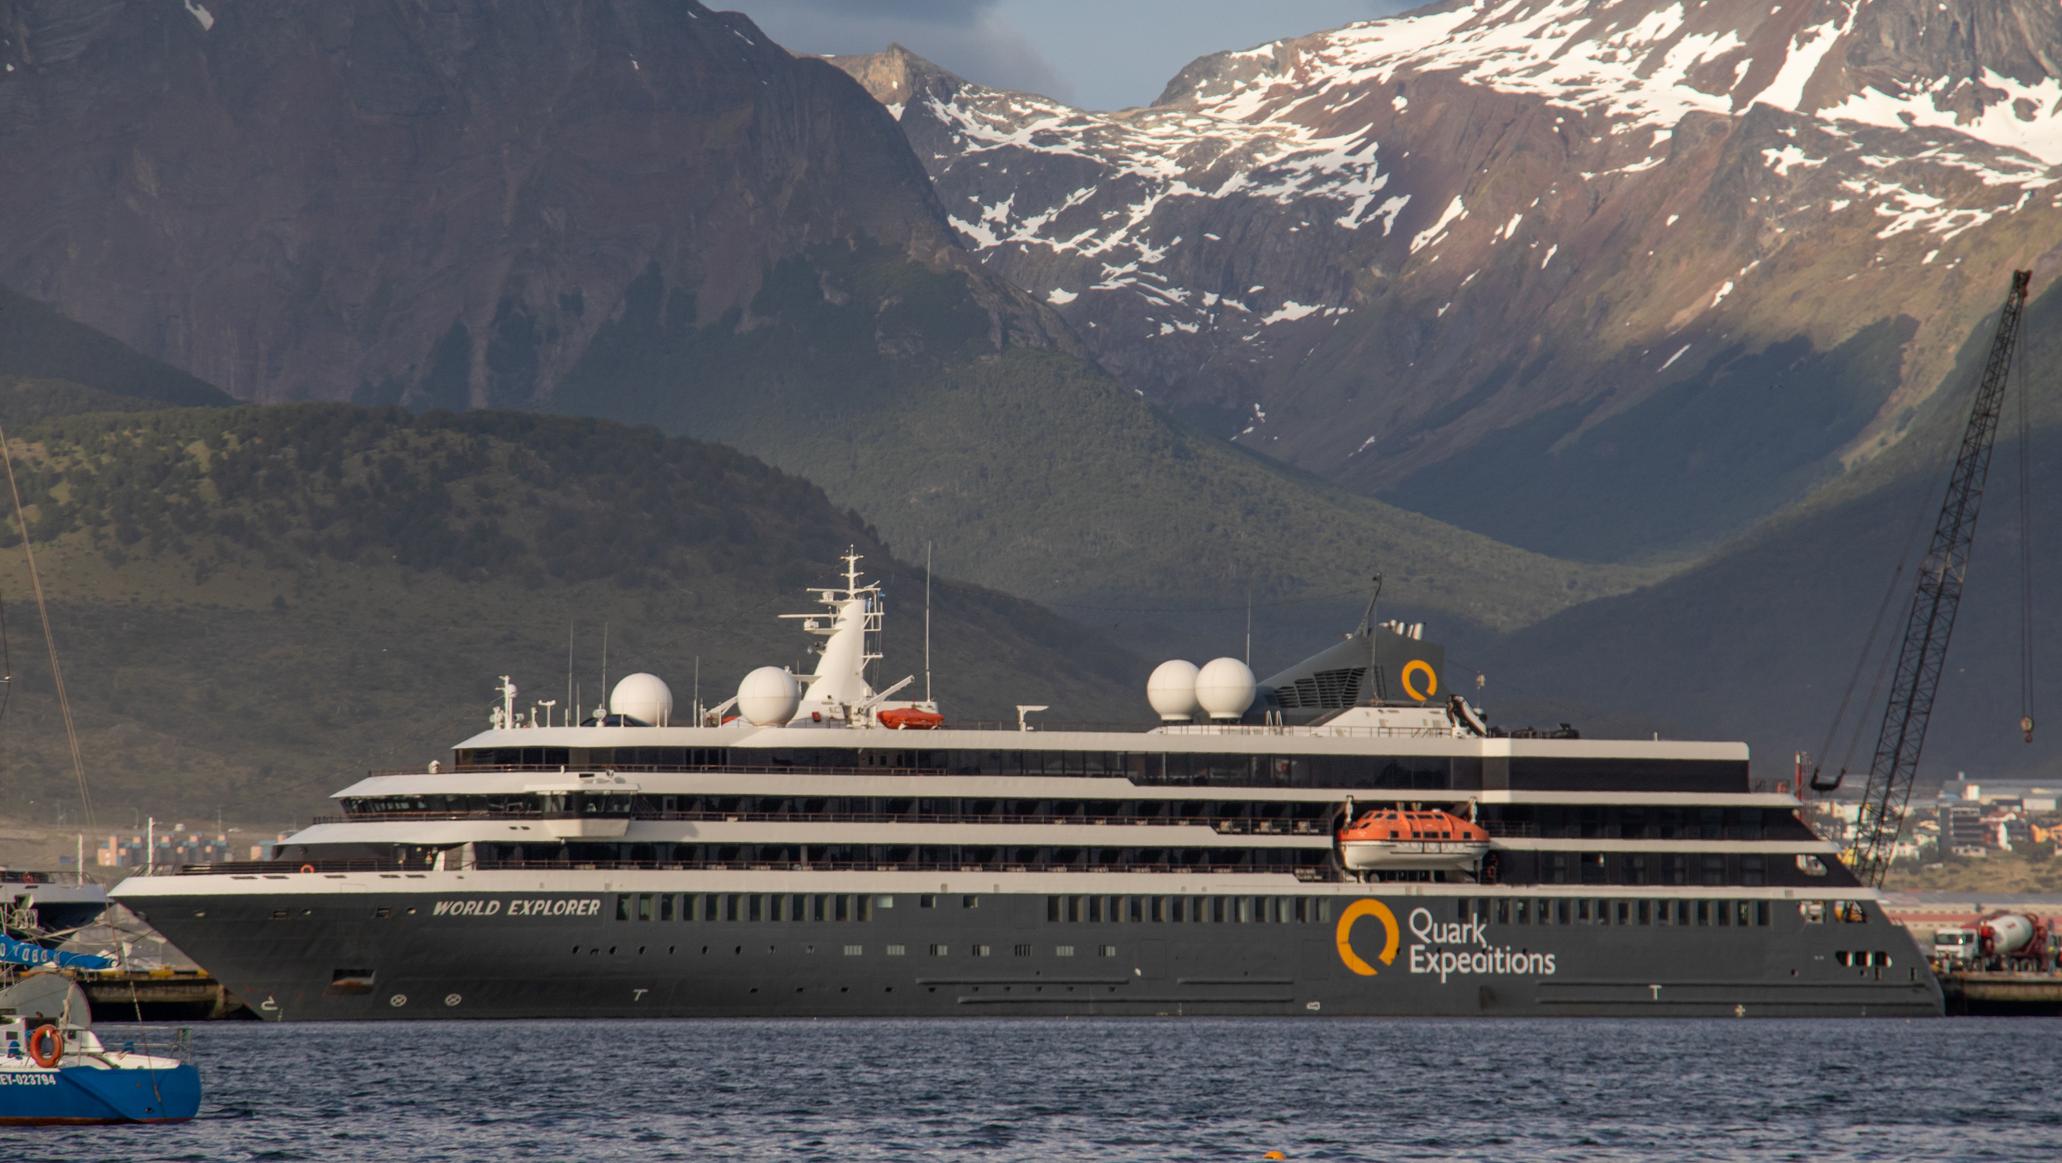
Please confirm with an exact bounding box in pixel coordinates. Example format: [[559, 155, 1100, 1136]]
[[68, 969, 253, 1022], [1939, 971, 2062, 1016]]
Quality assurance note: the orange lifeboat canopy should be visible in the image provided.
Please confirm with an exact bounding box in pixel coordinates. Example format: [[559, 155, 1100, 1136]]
[[877, 707, 945, 730], [1338, 807, 1487, 844]]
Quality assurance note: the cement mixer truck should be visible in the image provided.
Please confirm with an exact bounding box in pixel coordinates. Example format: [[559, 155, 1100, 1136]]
[[1932, 913, 2054, 972]]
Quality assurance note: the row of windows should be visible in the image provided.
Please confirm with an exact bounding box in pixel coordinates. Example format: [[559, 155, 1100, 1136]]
[[600, 892, 1845, 930], [455, 747, 1749, 793], [484, 843, 1328, 873], [344, 794, 1804, 843], [612, 892, 986, 924]]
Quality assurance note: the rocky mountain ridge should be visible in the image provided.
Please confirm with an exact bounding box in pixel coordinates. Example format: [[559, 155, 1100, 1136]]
[[0, 0, 1015, 407], [836, 0, 2062, 559]]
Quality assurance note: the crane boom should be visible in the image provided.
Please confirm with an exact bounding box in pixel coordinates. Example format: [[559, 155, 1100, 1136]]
[[1821, 269, 2030, 887]]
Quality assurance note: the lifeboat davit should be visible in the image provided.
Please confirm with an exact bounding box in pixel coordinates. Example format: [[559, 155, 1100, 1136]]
[[876, 707, 944, 730], [1337, 807, 1490, 873]]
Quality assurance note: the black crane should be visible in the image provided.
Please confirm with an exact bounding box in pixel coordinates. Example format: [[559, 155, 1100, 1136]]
[[1812, 269, 2032, 887]]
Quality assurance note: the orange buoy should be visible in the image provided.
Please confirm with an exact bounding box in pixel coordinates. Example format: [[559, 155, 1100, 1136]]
[[299, 863, 316, 873]]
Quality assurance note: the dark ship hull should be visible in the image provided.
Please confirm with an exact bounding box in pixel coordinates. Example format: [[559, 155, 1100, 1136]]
[[125, 880, 1941, 1020]]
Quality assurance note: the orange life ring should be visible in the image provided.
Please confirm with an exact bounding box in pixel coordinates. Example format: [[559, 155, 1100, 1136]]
[[27, 1024, 63, 1068], [299, 863, 316, 874]]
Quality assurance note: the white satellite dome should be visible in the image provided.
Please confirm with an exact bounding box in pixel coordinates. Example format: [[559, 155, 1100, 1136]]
[[737, 666, 803, 727], [608, 672, 673, 726], [1194, 657, 1257, 721], [1146, 659, 1202, 722]]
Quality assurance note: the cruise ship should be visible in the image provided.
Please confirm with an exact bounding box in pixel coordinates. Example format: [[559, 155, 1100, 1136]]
[[112, 554, 1941, 1019]]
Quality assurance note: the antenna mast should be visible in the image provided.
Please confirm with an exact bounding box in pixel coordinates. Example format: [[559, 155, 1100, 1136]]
[[0, 421, 96, 831], [924, 542, 934, 705]]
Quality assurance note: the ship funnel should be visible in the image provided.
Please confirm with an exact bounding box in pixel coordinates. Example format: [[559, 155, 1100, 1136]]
[[1146, 659, 1201, 722]]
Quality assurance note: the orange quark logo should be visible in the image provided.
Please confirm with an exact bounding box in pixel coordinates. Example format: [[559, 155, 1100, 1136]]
[[1334, 899, 1401, 976]]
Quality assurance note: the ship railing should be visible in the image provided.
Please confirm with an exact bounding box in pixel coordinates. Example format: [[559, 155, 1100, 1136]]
[[1477, 821, 1539, 838], [169, 857, 1332, 877], [309, 810, 1333, 833]]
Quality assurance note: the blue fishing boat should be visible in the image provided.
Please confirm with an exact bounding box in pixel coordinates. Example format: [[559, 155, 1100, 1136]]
[[0, 940, 200, 1125]]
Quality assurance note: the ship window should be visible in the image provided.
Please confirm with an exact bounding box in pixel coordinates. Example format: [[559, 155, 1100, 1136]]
[[1151, 897, 1167, 923], [921, 895, 938, 910], [1099, 945, 1117, 957], [1494, 900, 1510, 925], [1514, 900, 1531, 925], [1088, 897, 1103, 923], [1046, 897, 1061, 922], [1556, 899, 1571, 925], [1015, 944, 1033, 957], [637, 894, 653, 922], [1735, 901, 1754, 927], [842, 945, 863, 956], [1800, 901, 1824, 923], [972, 944, 992, 957], [963, 895, 981, 910], [1694, 901, 1711, 926], [1741, 856, 1766, 887], [886, 945, 906, 957], [1715, 900, 1731, 927], [1576, 899, 1592, 924], [876, 895, 895, 909], [614, 896, 630, 923], [930, 944, 950, 957], [833, 896, 849, 922], [659, 895, 674, 922], [747, 896, 762, 923], [1055, 945, 1075, 957], [1636, 900, 1650, 925], [1128, 897, 1144, 924], [1701, 855, 1727, 886], [858, 896, 874, 922], [1614, 901, 1631, 925], [1755, 901, 1770, 927]]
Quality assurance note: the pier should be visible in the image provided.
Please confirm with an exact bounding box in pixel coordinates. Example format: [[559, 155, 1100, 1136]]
[[69, 969, 252, 1022], [1939, 972, 2062, 1016]]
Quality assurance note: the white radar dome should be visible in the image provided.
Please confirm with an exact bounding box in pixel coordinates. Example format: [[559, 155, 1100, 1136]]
[[1195, 657, 1257, 721], [1146, 659, 1202, 722], [609, 672, 673, 726], [737, 666, 803, 727]]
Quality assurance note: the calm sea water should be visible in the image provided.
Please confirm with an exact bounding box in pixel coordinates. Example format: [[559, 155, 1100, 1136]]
[[29, 1018, 2060, 1161]]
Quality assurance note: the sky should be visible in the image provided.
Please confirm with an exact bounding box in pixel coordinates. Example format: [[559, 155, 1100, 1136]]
[[716, 0, 1417, 110]]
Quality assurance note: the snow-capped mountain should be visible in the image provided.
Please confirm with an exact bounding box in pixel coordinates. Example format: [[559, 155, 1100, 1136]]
[[835, 0, 2062, 558]]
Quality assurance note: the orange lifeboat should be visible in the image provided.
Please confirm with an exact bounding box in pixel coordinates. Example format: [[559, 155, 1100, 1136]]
[[1337, 806, 1490, 874], [876, 707, 944, 730]]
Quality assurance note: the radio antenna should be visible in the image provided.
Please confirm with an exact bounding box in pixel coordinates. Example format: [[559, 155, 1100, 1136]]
[[924, 541, 934, 705], [1356, 573, 1384, 637]]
